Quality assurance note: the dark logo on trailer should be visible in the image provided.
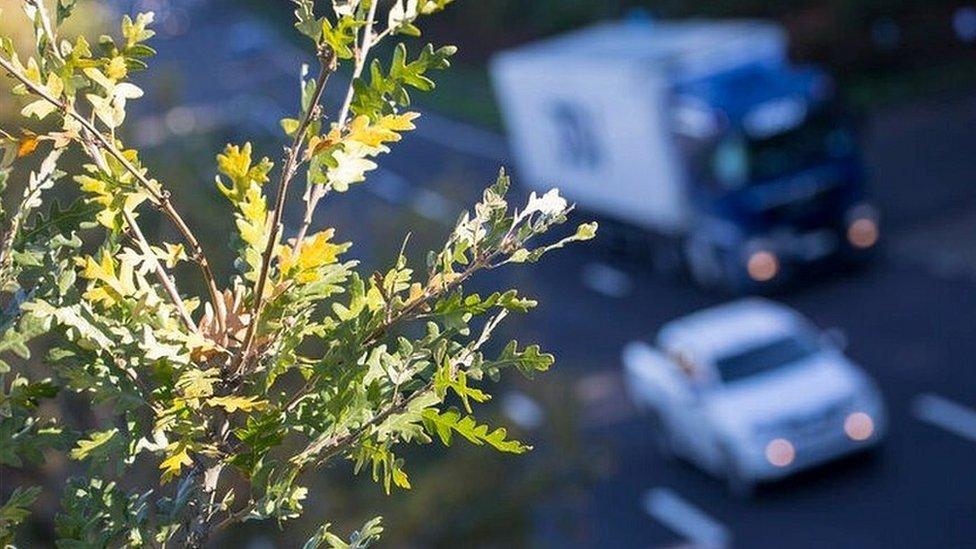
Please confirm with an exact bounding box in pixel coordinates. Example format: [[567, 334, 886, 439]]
[[549, 101, 602, 170]]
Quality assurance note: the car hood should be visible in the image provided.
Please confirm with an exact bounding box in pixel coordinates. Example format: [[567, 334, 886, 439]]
[[703, 352, 865, 437]]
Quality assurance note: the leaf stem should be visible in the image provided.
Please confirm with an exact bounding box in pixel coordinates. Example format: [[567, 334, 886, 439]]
[[27, 0, 62, 62]]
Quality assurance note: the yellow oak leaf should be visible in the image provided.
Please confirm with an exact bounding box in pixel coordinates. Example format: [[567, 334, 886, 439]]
[[78, 253, 136, 307], [297, 229, 341, 270], [217, 143, 253, 183], [347, 115, 400, 148], [206, 395, 268, 413], [160, 243, 187, 269], [407, 282, 424, 304], [16, 135, 39, 158], [379, 111, 420, 132], [215, 143, 272, 202], [159, 443, 193, 483], [175, 368, 219, 401], [279, 229, 348, 284]]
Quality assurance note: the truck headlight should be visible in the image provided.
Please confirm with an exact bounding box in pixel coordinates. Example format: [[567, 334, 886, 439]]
[[846, 204, 880, 249], [847, 218, 878, 249], [747, 250, 779, 282]]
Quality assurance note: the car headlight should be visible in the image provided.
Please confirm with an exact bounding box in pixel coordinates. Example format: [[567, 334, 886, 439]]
[[845, 383, 885, 440], [843, 412, 875, 441], [764, 438, 796, 467]]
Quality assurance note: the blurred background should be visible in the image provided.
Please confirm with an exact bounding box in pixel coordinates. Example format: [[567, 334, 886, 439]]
[[2, 0, 976, 547]]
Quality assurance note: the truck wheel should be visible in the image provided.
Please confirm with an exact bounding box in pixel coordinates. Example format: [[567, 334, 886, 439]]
[[652, 239, 684, 278], [720, 446, 755, 498], [684, 239, 723, 288]]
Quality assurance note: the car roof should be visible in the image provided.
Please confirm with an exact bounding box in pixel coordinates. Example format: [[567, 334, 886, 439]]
[[657, 298, 806, 362]]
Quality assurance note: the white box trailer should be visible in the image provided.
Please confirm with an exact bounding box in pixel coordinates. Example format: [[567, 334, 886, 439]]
[[490, 20, 788, 235]]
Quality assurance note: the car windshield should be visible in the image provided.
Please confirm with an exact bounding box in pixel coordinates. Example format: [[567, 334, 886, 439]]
[[715, 335, 820, 383]]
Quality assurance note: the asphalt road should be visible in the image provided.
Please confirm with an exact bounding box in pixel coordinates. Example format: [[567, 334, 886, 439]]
[[116, 1, 976, 547]]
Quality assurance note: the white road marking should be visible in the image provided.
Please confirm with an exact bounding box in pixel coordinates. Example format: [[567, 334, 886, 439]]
[[642, 488, 731, 549], [280, 41, 510, 161], [367, 167, 412, 205], [912, 393, 976, 443], [367, 169, 459, 227], [410, 187, 459, 225], [580, 262, 634, 298], [414, 112, 509, 161]]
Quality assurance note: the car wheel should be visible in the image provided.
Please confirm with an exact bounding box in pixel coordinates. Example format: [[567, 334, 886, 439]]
[[720, 446, 755, 498]]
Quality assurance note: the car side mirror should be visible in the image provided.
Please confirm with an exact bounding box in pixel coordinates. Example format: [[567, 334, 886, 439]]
[[622, 341, 694, 402], [822, 327, 848, 351]]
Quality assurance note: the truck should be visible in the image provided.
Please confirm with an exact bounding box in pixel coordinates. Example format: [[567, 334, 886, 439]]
[[490, 19, 879, 291]]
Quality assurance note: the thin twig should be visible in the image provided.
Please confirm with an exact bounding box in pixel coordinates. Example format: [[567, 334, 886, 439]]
[[304, 378, 434, 471], [282, 252, 488, 413], [290, 188, 323, 251], [76, 135, 198, 332], [337, 0, 380, 128], [122, 210, 197, 330], [236, 49, 336, 372], [0, 54, 225, 332], [295, 1, 384, 249]]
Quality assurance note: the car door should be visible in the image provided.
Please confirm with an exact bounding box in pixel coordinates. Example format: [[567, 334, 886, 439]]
[[622, 342, 692, 414], [661, 349, 727, 471], [623, 342, 723, 466]]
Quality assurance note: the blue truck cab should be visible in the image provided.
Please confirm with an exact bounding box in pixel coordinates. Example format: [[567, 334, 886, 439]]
[[674, 63, 878, 289]]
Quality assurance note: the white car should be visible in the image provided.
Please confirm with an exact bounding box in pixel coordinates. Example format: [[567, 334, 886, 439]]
[[623, 298, 885, 495]]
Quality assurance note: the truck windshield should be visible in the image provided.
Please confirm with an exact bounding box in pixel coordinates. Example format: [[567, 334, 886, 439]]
[[715, 335, 819, 383], [711, 111, 855, 189]]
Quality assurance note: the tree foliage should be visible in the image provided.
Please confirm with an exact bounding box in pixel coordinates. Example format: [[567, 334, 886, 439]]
[[0, 0, 595, 546]]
